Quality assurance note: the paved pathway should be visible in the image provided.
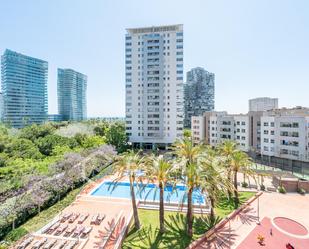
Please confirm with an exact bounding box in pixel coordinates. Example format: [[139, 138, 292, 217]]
[[196, 193, 309, 249]]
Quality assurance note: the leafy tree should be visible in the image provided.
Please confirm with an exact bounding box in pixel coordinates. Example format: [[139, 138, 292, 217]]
[[30, 186, 50, 213], [19, 124, 55, 142], [80, 135, 105, 149], [105, 122, 128, 152], [4, 138, 42, 160], [183, 129, 192, 138]]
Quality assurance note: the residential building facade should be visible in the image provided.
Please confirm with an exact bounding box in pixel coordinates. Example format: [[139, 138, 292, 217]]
[[260, 107, 309, 162], [57, 68, 87, 121], [184, 67, 215, 128], [1, 49, 48, 128], [192, 111, 250, 152], [125, 24, 184, 149]]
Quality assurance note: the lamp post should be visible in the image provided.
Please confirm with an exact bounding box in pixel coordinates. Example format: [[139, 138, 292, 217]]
[[257, 195, 260, 225], [229, 217, 231, 248]]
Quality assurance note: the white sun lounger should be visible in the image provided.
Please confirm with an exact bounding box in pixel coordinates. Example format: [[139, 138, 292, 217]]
[[55, 224, 68, 235], [96, 214, 105, 225], [32, 238, 47, 249], [90, 214, 98, 224], [52, 240, 67, 249], [68, 213, 79, 223], [72, 225, 84, 237], [43, 239, 56, 249], [77, 213, 89, 224], [81, 226, 92, 238], [17, 237, 33, 249], [60, 213, 72, 223], [64, 240, 78, 249], [65, 225, 76, 236]]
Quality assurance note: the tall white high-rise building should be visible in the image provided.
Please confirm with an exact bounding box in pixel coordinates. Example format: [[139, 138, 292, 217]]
[[125, 25, 184, 149], [249, 97, 278, 112]]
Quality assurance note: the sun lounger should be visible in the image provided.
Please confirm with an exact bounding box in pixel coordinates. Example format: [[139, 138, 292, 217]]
[[43, 239, 57, 249], [17, 237, 33, 249], [32, 238, 47, 249], [72, 225, 84, 237], [52, 240, 67, 249], [64, 225, 76, 236], [96, 214, 105, 225], [68, 213, 79, 223], [60, 213, 72, 223], [55, 224, 68, 235], [90, 214, 98, 225], [47, 222, 60, 234], [64, 241, 78, 249], [77, 214, 88, 224], [81, 226, 92, 238]]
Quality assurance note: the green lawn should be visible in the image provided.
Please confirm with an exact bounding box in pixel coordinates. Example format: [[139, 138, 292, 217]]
[[122, 191, 256, 249], [1, 187, 82, 247]]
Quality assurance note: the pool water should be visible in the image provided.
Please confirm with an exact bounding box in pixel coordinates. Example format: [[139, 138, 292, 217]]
[[91, 181, 206, 205]]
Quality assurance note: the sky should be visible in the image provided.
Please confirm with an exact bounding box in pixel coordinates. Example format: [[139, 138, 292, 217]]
[[0, 0, 308, 117]]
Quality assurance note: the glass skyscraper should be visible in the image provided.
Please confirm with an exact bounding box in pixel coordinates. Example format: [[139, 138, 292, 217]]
[[184, 67, 215, 128], [57, 68, 87, 121], [1, 49, 48, 128]]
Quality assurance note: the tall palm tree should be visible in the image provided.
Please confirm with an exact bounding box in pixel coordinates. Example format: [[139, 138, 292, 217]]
[[112, 150, 144, 229], [217, 140, 238, 199], [144, 155, 177, 233], [171, 137, 203, 167], [171, 138, 204, 237], [230, 150, 254, 207], [185, 162, 202, 237]]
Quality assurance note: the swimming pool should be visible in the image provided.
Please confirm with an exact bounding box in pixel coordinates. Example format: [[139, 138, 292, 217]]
[[91, 181, 206, 205]]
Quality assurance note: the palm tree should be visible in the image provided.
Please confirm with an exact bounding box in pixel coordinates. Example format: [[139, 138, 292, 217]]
[[217, 140, 238, 199], [112, 150, 144, 229], [230, 150, 254, 207], [171, 138, 204, 237], [171, 137, 203, 167], [144, 155, 177, 233], [199, 148, 232, 221], [185, 162, 202, 237]]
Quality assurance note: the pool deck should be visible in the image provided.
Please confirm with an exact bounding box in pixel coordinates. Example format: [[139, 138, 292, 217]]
[[13, 176, 133, 249]]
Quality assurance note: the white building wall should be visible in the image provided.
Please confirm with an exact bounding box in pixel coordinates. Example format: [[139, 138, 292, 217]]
[[125, 25, 184, 147], [260, 116, 276, 156], [191, 116, 205, 144], [234, 115, 250, 152]]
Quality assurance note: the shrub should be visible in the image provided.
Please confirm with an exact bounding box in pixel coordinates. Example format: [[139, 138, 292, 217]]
[[297, 188, 306, 195], [278, 186, 286, 194], [241, 182, 248, 188], [4, 227, 28, 242], [260, 184, 265, 191]]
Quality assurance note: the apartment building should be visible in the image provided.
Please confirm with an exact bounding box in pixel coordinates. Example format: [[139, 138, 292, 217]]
[[125, 24, 184, 149], [184, 67, 215, 128], [57, 68, 87, 121], [1, 49, 48, 128], [192, 111, 250, 152], [261, 107, 309, 162], [249, 97, 278, 112]]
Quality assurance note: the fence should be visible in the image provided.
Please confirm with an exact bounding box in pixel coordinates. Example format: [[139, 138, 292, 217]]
[[250, 154, 309, 180]]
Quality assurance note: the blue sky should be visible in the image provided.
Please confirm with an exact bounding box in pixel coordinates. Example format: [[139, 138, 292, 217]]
[[0, 0, 308, 117]]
